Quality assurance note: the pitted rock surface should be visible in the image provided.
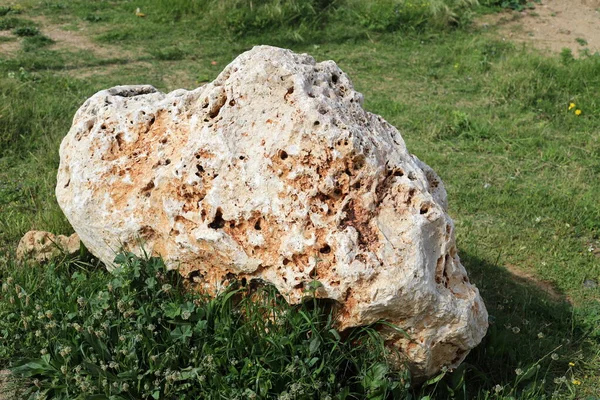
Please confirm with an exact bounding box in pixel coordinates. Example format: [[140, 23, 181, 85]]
[[56, 45, 488, 378]]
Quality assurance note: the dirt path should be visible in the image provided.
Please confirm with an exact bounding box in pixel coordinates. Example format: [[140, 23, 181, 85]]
[[478, 0, 600, 56], [0, 15, 137, 59]]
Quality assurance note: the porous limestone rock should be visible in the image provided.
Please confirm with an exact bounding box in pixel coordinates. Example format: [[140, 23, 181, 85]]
[[56, 45, 488, 378], [17, 230, 80, 263]]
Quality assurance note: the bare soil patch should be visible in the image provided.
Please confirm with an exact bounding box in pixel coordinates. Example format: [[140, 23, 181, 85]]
[[504, 263, 566, 302], [1, 16, 137, 60], [478, 0, 600, 56], [0, 31, 19, 55], [35, 19, 117, 59]]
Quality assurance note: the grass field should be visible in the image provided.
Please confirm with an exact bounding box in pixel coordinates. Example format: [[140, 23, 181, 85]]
[[0, 0, 599, 398]]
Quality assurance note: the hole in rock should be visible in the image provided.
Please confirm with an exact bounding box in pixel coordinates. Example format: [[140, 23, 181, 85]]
[[241, 277, 247, 286], [160, 137, 168, 144], [208, 208, 225, 229], [188, 270, 204, 281], [435, 256, 444, 284], [101, 124, 107, 130], [141, 180, 155, 196], [353, 182, 361, 190], [209, 96, 227, 119], [394, 170, 404, 177], [229, 99, 236, 106], [165, 159, 171, 165], [279, 150, 288, 160], [420, 204, 429, 215], [332, 74, 339, 84], [282, 258, 290, 266], [115, 133, 125, 149], [254, 220, 261, 230], [314, 121, 320, 126], [309, 268, 318, 278], [408, 172, 417, 181], [239, 155, 245, 160], [319, 244, 331, 254]]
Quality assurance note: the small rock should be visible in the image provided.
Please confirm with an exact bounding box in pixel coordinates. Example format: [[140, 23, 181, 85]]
[[16, 230, 80, 263], [583, 279, 598, 289]]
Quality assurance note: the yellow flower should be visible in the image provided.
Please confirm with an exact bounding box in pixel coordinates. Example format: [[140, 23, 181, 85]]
[[575, 109, 582, 116], [572, 379, 582, 385], [569, 362, 575, 367], [568, 102, 576, 110]]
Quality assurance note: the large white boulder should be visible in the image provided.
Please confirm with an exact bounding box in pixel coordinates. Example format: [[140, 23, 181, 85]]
[[56, 45, 487, 378]]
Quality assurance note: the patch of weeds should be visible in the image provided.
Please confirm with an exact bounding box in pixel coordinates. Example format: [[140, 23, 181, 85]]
[[42, 1, 67, 10], [575, 37, 588, 47], [151, 46, 186, 61], [83, 14, 104, 23], [22, 35, 55, 52], [498, 0, 526, 10], [96, 30, 131, 43], [6, 67, 39, 82], [560, 48, 575, 65], [0, 6, 13, 17], [12, 26, 40, 37], [0, 17, 31, 31], [0, 36, 16, 43], [0, 253, 409, 398]]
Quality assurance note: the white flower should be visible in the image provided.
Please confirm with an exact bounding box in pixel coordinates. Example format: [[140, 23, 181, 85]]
[[515, 368, 523, 376], [59, 346, 72, 357]]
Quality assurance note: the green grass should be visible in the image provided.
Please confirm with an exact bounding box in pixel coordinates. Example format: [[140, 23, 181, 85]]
[[1, 253, 408, 399], [0, 0, 599, 398]]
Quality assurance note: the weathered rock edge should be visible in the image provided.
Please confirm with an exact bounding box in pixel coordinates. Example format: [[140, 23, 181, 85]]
[[56, 45, 488, 378]]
